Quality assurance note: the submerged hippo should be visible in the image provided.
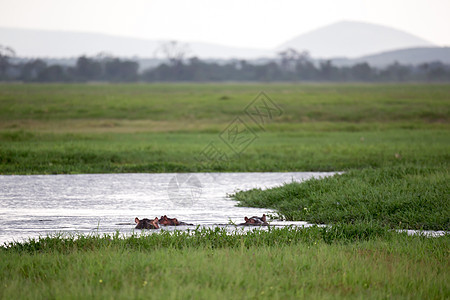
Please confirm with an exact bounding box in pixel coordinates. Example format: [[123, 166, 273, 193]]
[[135, 217, 160, 229], [159, 215, 193, 226], [240, 214, 268, 226]]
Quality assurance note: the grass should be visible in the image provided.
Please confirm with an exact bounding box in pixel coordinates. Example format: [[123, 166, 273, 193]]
[[1, 83, 449, 135], [0, 83, 448, 123], [232, 164, 450, 230], [1, 227, 449, 299], [0, 83, 449, 298], [0, 129, 448, 174], [2, 224, 393, 253], [0, 83, 448, 174]]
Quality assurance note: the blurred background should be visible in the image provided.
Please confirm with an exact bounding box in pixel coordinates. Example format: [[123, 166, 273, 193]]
[[1, 0, 449, 82]]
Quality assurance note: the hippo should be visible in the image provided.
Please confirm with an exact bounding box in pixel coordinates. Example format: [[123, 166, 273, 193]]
[[135, 217, 160, 229], [159, 215, 193, 226], [240, 214, 268, 226]]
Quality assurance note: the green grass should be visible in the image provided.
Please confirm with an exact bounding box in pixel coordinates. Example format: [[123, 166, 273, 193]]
[[2, 224, 393, 253], [0, 129, 447, 174], [232, 164, 449, 230], [0, 83, 448, 123], [0, 83, 449, 299], [0, 83, 448, 174], [1, 228, 449, 299]]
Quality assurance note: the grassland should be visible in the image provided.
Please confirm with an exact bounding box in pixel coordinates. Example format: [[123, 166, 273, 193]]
[[0, 83, 449, 299], [0, 83, 448, 174]]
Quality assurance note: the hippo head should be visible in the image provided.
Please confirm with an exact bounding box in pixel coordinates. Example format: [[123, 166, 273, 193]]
[[244, 214, 267, 225], [159, 215, 180, 226], [135, 217, 159, 229], [260, 214, 267, 223]]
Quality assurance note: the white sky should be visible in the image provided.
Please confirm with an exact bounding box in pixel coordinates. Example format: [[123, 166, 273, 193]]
[[1, 0, 449, 48]]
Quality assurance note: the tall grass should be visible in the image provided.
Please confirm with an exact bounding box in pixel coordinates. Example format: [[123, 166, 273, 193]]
[[1, 225, 393, 253]]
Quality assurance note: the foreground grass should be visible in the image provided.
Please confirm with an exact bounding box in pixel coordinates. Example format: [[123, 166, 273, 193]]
[[1, 227, 448, 299]]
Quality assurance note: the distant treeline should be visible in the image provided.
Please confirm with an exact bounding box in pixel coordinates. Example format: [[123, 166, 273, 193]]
[[1, 47, 450, 82]]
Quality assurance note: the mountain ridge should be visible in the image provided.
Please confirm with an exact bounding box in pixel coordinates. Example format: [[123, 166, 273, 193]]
[[277, 20, 435, 58], [0, 27, 272, 59], [0, 21, 442, 60], [331, 47, 450, 67]]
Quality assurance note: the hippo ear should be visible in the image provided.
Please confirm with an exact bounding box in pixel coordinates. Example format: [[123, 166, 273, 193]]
[[135, 217, 140, 224], [154, 217, 159, 222], [261, 214, 266, 222], [244, 217, 249, 222]]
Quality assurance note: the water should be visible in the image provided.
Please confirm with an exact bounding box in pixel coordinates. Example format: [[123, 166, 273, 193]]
[[0, 172, 337, 244]]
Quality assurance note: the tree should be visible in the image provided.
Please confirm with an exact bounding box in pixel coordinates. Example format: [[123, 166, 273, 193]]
[[380, 62, 411, 81], [277, 48, 300, 73], [20, 59, 47, 81], [37, 65, 67, 82], [0, 45, 16, 79], [75, 56, 102, 81], [154, 41, 191, 66], [351, 63, 374, 81], [319, 60, 339, 81], [104, 58, 138, 81]]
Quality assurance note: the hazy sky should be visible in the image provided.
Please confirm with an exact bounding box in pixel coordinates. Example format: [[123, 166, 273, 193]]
[[1, 0, 449, 48]]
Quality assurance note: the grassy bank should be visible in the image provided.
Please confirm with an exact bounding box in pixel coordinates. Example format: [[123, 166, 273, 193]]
[[232, 164, 449, 230], [1, 227, 448, 299]]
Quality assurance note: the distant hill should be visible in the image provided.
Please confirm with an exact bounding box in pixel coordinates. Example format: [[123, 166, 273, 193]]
[[0, 27, 271, 59], [331, 47, 450, 67], [0, 27, 156, 58], [0, 21, 446, 63], [277, 21, 435, 58]]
